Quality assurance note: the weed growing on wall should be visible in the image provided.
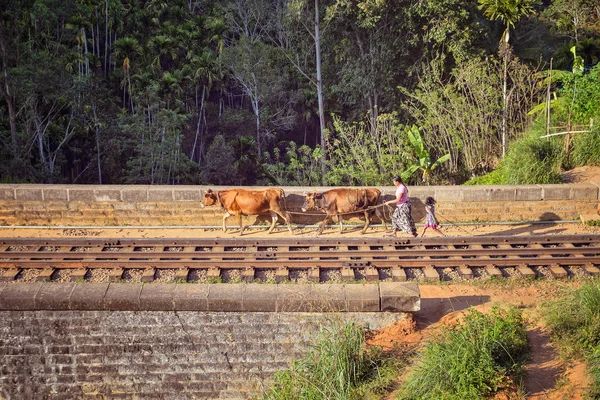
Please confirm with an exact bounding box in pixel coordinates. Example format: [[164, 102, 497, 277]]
[[396, 306, 528, 400]]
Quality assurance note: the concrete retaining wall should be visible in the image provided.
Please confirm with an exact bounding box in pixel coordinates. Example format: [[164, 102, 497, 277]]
[[0, 183, 598, 226], [0, 282, 417, 399], [0, 310, 409, 399], [0, 282, 420, 313]]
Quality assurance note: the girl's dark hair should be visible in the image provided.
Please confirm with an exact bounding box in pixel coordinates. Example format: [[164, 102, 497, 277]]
[[426, 196, 436, 205], [393, 176, 402, 183]]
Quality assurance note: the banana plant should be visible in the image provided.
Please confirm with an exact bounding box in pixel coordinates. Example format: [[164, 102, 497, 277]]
[[401, 126, 451, 184], [528, 46, 585, 118]]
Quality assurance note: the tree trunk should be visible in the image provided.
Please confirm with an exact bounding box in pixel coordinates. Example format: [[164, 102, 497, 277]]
[[546, 58, 552, 139], [314, 0, 327, 180], [82, 28, 90, 74], [253, 96, 261, 158], [93, 103, 102, 183], [191, 85, 206, 163], [502, 53, 507, 157], [104, 0, 109, 79], [0, 18, 18, 156]]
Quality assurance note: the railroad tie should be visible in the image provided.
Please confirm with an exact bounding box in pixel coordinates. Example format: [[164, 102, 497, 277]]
[[1, 235, 599, 283], [341, 267, 354, 281], [37, 268, 54, 282], [275, 267, 289, 283], [141, 267, 156, 282], [108, 267, 124, 282], [241, 267, 255, 282], [1, 268, 19, 282], [391, 267, 406, 282], [498, 244, 513, 250], [517, 263, 536, 279], [336, 246, 350, 261], [70, 268, 88, 282], [364, 266, 378, 281], [207, 267, 221, 280], [174, 267, 189, 282], [485, 264, 503, 278], [562, 243, 587, 259], [549, 264, 568, 279], [423, 265, 439, 282], [584, 263, 600, 276], [458, 264, 473, 280]]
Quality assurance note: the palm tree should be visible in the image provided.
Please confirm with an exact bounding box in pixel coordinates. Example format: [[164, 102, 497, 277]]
[[114, 37, 141, 113], [478, 0, 539, 158], [402, 126, 450, 185]]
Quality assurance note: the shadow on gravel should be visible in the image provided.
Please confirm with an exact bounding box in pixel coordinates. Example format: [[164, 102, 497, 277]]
[[415, 295, 492, 329]]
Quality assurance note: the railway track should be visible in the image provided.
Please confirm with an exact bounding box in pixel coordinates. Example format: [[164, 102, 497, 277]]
[[1, 234, 599, 283]]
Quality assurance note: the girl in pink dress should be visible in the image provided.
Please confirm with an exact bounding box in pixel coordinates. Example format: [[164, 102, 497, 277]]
[[421, 196, 444, 236]]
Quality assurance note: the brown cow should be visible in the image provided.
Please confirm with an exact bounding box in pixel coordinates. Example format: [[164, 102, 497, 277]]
[[301, 188, 387, 235], [201, 188, 293, 235]]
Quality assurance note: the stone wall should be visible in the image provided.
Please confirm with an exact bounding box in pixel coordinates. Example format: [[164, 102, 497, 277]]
[[0, 183, 598, 227], [0, 310, 408, 399], [0, 282, 418, 399]]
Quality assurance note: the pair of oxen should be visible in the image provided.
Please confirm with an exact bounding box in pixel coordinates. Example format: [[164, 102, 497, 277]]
[[201, 187, 388, 236]]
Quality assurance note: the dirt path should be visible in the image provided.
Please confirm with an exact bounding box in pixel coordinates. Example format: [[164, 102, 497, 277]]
[[367, 282, 592, 399], [0, 219, 598, 240]]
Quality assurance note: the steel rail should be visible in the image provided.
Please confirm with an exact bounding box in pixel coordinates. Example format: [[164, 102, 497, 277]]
[[1, 233, 599, 246], [1, 234, 599, 281]]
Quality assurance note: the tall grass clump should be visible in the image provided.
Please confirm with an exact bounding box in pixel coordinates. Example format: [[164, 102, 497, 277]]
[[465, 128, 564, 185], [542, 281, 600, 397], [588, 348, 600, 398], [397, 306, 528, 400], [502, 133, 564, 184], [262, 321, 403, 400], [542, 281, 600, 355], [571, 126, 600, 167]]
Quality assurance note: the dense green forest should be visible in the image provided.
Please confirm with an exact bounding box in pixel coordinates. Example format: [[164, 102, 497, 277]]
[[0, 0, 599, 186]]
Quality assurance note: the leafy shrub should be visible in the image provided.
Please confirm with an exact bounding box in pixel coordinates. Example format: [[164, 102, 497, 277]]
[[325, 113, 409, 186], [463, 166, 507, 185], [262, 142, 324, 186], [397, 307, 528, 400]]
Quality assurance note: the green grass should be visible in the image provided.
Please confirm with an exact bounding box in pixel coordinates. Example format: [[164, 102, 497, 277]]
[[572, 126, 600, 167], [396, 306, 529, 400], [464, 167, 507, 185], [261, 321, 405, 400], [541, 280, 600, 398], [465, 127, 565, 185], [542, 280, 600, 357]]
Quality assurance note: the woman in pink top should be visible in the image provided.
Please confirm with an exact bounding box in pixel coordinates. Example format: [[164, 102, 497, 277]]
[[384, 176, 417, 237]]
